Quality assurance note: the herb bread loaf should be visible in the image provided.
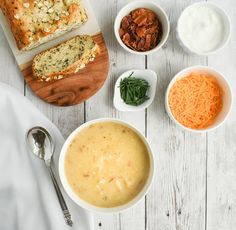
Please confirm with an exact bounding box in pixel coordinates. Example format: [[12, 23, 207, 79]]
[[0, 0, 88, 51], [32, 35, 100, 82]]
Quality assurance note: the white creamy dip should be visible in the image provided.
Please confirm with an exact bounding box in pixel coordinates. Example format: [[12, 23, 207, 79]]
[[178, 4, 225, 53]]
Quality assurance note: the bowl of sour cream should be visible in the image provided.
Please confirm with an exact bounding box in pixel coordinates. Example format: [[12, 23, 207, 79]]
[[176, 2, 231, 55]]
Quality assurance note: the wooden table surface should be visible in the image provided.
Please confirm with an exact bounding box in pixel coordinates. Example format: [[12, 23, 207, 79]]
[[1, 0, 236, 229]]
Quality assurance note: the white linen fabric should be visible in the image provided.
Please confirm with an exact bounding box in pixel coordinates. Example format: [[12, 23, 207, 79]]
[[0, 82, 93, 230]]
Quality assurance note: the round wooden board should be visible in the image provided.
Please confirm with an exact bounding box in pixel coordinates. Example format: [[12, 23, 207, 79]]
[[22, 33, 109, 106]]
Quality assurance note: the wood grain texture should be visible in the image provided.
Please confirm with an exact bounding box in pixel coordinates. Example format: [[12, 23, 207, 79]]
[[207, 1, 236, 230], [0, 26, 24, 92], [146, 1, 207, 230], [22, 33, 109, 106], [0, 0, 236, 230]]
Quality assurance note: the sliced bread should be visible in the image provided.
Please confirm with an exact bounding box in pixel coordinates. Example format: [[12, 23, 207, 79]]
[[1, 0, 88, 51], [32, 35, 100, 82]]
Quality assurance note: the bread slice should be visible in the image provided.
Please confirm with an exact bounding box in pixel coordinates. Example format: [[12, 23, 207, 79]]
[[1, 0, 88, 51], [32, 35, 100, 82]]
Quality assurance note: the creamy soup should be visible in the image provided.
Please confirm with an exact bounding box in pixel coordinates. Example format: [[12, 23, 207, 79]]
[[64, 122, 150, 208]]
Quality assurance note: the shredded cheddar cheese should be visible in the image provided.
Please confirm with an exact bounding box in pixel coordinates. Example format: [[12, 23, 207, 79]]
[[168, 72, 223, 129]]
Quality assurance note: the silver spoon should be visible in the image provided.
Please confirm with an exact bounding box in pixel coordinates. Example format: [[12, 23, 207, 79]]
[[26, 126, 73, 226]]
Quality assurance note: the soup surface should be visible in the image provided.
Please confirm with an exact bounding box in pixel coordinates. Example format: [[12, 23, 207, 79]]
[[65, 121, 150, 208]]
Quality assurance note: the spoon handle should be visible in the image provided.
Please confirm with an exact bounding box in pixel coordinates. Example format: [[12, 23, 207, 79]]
[[47, 165, 73, 226]]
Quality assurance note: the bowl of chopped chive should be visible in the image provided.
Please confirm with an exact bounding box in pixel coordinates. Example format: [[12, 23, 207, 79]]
[[114, 69, 157, 111]]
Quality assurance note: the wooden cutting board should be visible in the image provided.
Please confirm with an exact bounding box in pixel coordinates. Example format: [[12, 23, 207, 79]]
[[0, 0, 109, 106]]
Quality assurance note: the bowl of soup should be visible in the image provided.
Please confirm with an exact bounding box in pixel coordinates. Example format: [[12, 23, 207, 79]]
[[59, 118, 155, 213]]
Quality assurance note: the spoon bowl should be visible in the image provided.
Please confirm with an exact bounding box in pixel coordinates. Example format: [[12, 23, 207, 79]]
[[26, 126, 54, 161]]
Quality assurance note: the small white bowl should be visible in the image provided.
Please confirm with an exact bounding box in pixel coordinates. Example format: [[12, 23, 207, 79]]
[[176, 2, 231, 55], [59, 118, 155, 214], [114, 69, 157, 112], [114, 1, 170, 55], [165, 66, 233, 133]]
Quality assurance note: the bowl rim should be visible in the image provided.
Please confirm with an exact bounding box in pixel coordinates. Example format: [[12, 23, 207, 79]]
[[176, 1, 232, 56], [165, 65, 233, 133], [114, 0, 170, 55], [58, 118, 155, 213], [113, 69, 157, 112]]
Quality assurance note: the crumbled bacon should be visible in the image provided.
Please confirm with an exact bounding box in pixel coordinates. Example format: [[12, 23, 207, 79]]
[[121, 16, 130, 29], [137, 37, 145, 50], [119, 28, 125, 37], [119, 8, 162, 52], [136, 26, 146, 38], [144, 34, 151, 50], [123, 33, 130, 45], [133, 14, 147, 27]]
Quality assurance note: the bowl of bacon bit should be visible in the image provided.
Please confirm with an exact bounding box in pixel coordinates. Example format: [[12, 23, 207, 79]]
[[114, 1, 170, 55], [165, 66, 233, 132]]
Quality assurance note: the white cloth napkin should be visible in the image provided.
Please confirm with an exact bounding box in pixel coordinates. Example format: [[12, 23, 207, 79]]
[[0, 82, 93, 230]]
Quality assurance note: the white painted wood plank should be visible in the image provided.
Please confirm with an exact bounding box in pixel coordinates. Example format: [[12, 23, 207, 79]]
[[52, 105, 85, 139], [25, 86, 53, 119], [146, 1, 207, 229], [207, 1, 236, 230], [87, 1, 146, 229], [1, 1, 235, 230], [0, 27, 24, 92]]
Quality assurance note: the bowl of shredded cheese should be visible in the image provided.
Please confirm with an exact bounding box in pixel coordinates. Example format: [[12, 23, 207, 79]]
[[165, 66, 232, 132]]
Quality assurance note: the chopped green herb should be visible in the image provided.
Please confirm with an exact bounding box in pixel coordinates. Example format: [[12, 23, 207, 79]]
[[119, 72, 150, 106]]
